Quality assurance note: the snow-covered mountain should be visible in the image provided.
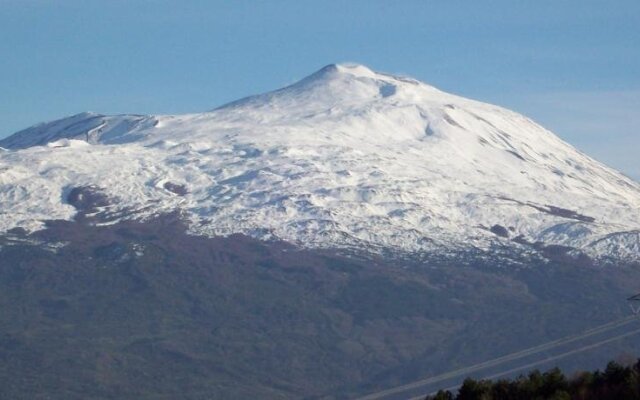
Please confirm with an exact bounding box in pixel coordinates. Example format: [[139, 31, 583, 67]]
[[1, 63, 639, 263]]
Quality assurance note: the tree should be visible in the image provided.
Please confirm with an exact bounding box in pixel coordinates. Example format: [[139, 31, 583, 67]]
[[540, 367, 568, 397], [457, 378, 492, 400]]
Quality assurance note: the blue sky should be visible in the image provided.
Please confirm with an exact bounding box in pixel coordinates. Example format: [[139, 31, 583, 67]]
[[2, 0, 639, 179]]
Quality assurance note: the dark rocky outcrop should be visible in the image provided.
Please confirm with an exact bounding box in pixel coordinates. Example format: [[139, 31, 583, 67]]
[[490, 224, 510, 238]]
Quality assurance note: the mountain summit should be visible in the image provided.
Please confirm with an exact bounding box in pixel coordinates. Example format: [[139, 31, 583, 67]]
[[1, 64, 639, 263]]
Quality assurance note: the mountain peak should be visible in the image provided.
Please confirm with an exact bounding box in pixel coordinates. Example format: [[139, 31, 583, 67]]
[[215, 62, 435, 115], [300, 62, 416, 89], [314, 63, 378, 79]]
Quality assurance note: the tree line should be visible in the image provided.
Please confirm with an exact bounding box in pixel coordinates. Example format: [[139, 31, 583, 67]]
[[426, 360, 640, 400]]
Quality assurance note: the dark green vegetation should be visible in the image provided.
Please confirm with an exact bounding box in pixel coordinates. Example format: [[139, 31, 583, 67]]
[[1, 212, 640, 399], [427, 361, 640, 400]]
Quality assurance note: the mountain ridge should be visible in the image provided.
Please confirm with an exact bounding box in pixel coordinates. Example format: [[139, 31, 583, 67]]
[[1, 63, 639, 263]]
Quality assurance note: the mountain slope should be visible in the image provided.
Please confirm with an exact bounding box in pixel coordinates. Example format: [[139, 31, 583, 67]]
[[1, 63, 639, 262], [2, 214, 640, 400]]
